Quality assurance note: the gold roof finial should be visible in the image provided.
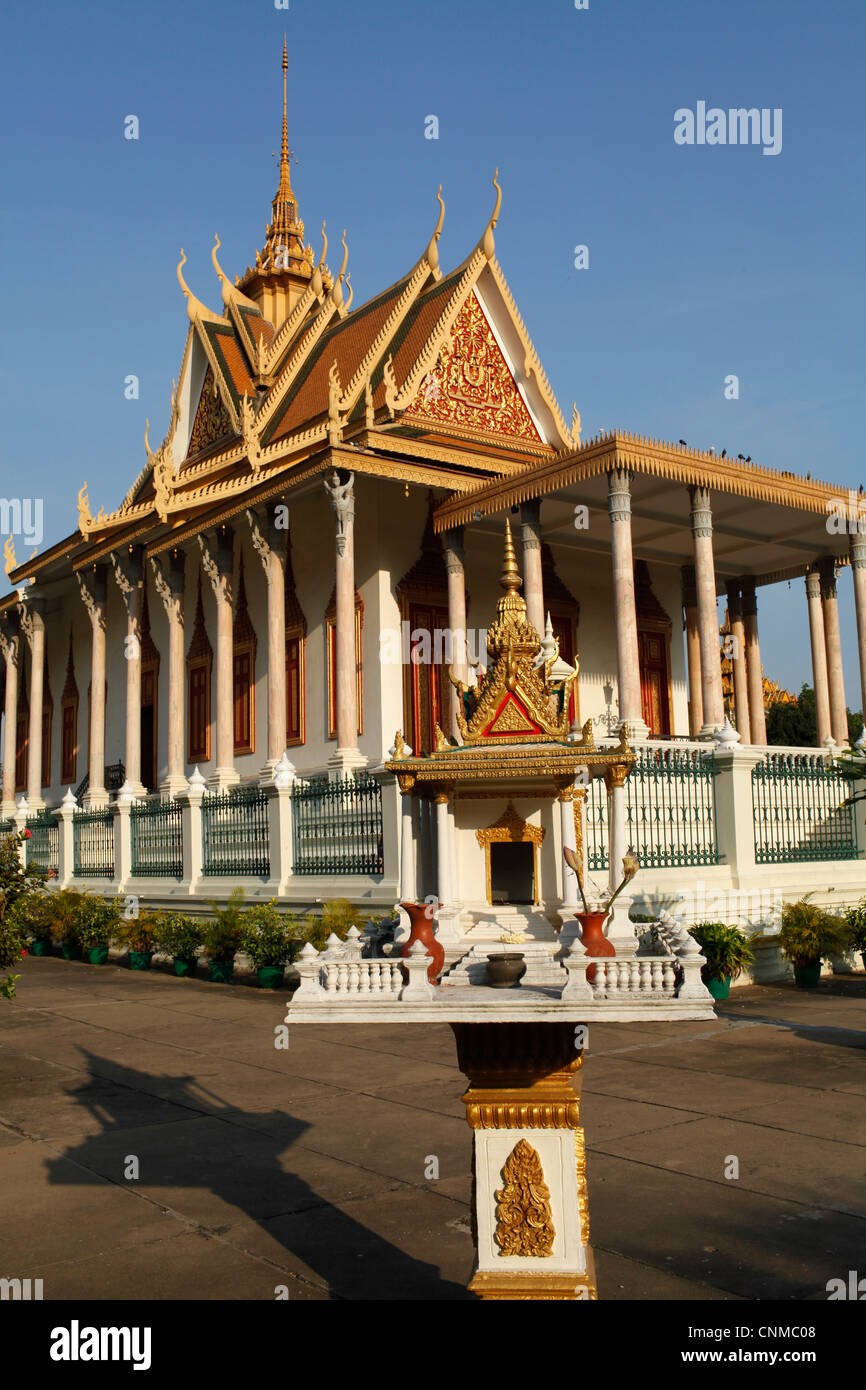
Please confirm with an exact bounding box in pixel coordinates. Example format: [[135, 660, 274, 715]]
[[500, 517, 523, 595]]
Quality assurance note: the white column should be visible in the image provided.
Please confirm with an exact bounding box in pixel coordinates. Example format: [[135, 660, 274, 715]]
[[18, 594, 46, 809], [400, 790, 416, 903], [77, 568, 108, 807], [199, 528, 239, 790], [435, 791, 452, 906], [443, 528, 468, 742], [0, 618, 20, 817], [608, 468, 648, 740], [851, 534, 866, 719], [726, 580, 750, 741], [805, 568, 832, 747], [325, 470, 366, 773], [689, 486, 724, 734], [819, 557, 849, 745], [110, 548, 145, 797], [152, 551, 187, 796], [741, 579, 767, 747], [559, 788, 578, 908], [520, 500, 545, 638], [247, 506, 288, 779]]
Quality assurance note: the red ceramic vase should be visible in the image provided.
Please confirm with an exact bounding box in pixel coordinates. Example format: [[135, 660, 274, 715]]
[[399, 901, 445, 983], [575, 910, 616, 984]]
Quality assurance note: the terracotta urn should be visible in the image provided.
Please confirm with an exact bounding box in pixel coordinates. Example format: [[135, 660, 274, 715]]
[[575, 910, 616, 984], [399, 902, 445, 983]]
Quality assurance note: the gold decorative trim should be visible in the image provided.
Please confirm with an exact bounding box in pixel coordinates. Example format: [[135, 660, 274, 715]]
[[477, 803, 544, 907], [433, 429, 855, 532], [494, 1139, 555, 1258], [575, 1129, 590, 1247], [469, 1271, 596, 1301]]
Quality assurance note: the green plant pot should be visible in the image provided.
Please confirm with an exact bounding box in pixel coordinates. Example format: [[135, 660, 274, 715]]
[[61, 943, 82, 961], [173, 957, 197, 978], [794, 961, 821, 989], [30, 939, 51, 957], [86, 946, 109, 966], [129, 951, 153, 971], [208, 959, 234, 984], [704, 975, 731, 1000], [257, 965, 285, 990]]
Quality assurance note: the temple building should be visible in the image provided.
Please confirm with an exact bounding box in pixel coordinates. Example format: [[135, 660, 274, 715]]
[[1, 47, 864, 955]]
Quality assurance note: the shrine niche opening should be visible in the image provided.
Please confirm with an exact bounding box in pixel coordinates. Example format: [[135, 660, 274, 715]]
[[476, 804, 545, 906]]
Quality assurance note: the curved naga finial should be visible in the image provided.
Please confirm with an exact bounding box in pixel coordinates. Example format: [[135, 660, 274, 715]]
[[331, 229, 349, 309], [480, 169, 502, 259], [342, 271, 353, 313], [425, 185, 445, 273], [4, 533, 17, 578], [143, 418, 152, 461], [211, 233, 228, 288], [176, 248, 216, 322]]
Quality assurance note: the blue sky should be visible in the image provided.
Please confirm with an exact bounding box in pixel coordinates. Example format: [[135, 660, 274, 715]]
[[1, 0, 863, 704]]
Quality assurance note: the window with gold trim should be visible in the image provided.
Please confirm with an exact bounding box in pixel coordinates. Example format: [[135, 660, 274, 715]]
[[285, 537, 306, 747], [60, 634, 79, 786], [41, 681, 53, 788], [187, 570, 212, 763], [232, 555, 256, 755]]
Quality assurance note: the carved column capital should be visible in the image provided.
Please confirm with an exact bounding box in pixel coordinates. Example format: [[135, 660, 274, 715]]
[[689, 485, 713, 539], [725, 578, 743, 619], [150, 555, 183, 625], [805, 567, 822, 600], [442, 527, 465, 573], [198, 530, 233, 602], [0, 618, 19, 664], [817, 555, 838, 601], [607, 467, 632, 524], [521, 500, 542, 551], [324, 469, 355, 557], [76, 569, 107, 630], [16, 591, 44, 646], [740, 576, 758, 618], [851, 533, 866, 570]]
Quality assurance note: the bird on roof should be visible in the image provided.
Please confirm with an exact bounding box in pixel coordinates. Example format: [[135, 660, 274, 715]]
[[737, 454, 745, 460], [745, 456, 751, 463], [720, 449, 727, 458], [678, 439, 687, 446]]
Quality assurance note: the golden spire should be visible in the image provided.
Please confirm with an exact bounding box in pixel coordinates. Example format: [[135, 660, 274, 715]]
[[271, 37, 297, 242], [500, 517, 523, 595]]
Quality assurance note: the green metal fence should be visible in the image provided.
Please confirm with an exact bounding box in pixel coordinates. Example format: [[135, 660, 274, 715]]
[[586, 748, 719, 872], [130, 798, 183, 878], [25, 809, 59, 875], [752, 752, 858, 863], [0, 817, 14, 837], [292, 773, 384, 876], [73, 807, 115, 878], [201, 785, 270, 877]]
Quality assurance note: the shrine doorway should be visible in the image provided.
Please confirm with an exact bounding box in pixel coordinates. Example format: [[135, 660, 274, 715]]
[[490, 842, 534, 905], [476, 805, 545, 907]]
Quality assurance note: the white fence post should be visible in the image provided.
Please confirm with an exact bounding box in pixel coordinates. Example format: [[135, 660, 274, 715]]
[[179, 768, 205, 895], [57, 790, 77, 887]]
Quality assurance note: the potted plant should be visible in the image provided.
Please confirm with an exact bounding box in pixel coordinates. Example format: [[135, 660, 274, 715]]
[[49, 887, 86, 960], [204, 887, 246, 983], [687, 922, 754, 1000], [844, 898, 866, 973], [10, 890, 54, 956], [242, 902, 298, 989], [486, 931, 527, 989], [157, 912, 204, 977], [779, 898, 847, 989], [118, 908, 163, 971], [76, 895, 119, 965]]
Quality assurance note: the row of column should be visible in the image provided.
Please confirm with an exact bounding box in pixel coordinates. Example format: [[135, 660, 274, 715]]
[[0, 475, 362, 814], [440, 473, 865, 747]]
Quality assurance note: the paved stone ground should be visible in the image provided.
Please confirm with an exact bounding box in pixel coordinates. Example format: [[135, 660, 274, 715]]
[[1, 956, 864, 1301]]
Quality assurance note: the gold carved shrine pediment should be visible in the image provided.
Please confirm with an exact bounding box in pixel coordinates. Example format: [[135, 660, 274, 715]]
[[409, 293, 542, 443], [187, 367, 235, 457]]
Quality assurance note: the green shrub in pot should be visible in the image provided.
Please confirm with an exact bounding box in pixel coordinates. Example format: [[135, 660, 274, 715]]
[[117, 908, 163, 970], [241, 902, 299, 988], [779, 898, 847, 988], [157, 912, 204, 977], [687, 922, 754, 1000], [843, 897, 866, 971], [76, 895, 120, 965], [203, 888, 246, 983]]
